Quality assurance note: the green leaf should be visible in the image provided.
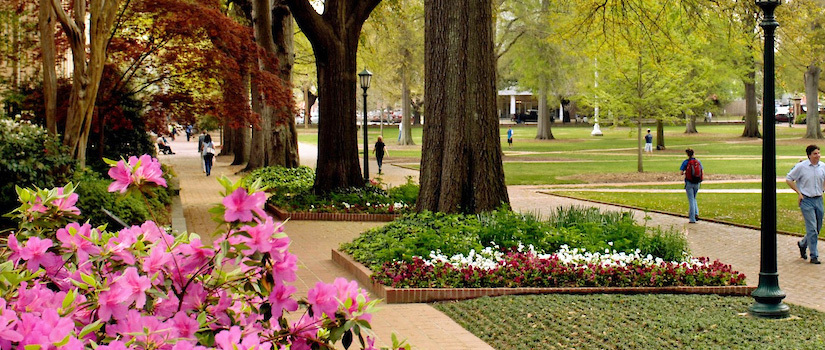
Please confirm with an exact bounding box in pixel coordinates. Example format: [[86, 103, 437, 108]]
[[79, 320, 103, 338]]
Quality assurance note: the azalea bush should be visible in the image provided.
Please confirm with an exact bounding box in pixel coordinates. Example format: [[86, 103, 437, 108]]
[[374, 245, 746, 288], [0, 154, 407, 350], [72, 167, 175, 227]]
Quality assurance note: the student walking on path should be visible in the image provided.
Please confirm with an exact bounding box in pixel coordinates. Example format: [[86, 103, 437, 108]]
[[680, 148, 703, 223], [202, 134, 215, 176], [373, 136, 387, 174], [786, 144, 825, 264]]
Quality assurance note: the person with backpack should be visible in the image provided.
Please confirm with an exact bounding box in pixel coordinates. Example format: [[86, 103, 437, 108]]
[[680, 148, 703, 223], [786, 144, 825, 264]]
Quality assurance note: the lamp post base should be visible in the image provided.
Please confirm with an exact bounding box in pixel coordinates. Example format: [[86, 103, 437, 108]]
[[749, 272, 790, 319]]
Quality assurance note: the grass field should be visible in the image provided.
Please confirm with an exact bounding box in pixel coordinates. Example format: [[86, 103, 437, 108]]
[[435, 294, 825, 350]]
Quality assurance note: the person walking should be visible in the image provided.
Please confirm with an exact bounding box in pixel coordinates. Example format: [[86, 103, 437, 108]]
[[185, 124, 193, 141], [197, 130, 207, 173], [644, 129, 653, 153], [202, 134, 215, 176], [786, 144, 825, 264], [679, 148, 703, 223], [372, 136, 387, 174], [507, 127, 513, 147]]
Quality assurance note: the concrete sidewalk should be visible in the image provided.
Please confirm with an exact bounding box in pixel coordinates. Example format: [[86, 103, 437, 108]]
[[161, 137, 823, 350]]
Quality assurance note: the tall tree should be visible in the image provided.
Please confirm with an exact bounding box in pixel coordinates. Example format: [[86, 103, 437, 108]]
[[246, 0, 299, 170], [417, 0, 509, 213], [284, 0, 382, 193], [776, 0, 825, 139], [49, 0, 123, 166], [39, 0, 57, 134]]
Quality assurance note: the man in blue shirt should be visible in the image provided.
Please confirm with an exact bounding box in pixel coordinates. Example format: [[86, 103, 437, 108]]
[[507, 127, 513, 147], [644, 129, 653, 153], [786, 144, 825, 264]]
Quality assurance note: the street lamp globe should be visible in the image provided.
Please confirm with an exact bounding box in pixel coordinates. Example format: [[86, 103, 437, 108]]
[[358, 69, 372, 90]]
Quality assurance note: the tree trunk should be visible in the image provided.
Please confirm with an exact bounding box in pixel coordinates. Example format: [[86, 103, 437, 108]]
[[39, 0, 58, 135], [399, 66, 414, 145], [418, 0, 509, 214], [742, 70, 762, 138], [656, 119, 665, 149], [245, 0, 299, 170], [637, 115, 643, 172], [285, 0, 382, 193], [805, 63, 823, 139], [535, 87, 554, 139], [685, 112, 697, 133], [52, 0, 122, 167]]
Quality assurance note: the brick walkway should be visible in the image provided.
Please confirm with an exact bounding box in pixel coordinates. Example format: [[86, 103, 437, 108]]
[[162, 137, 823, 350]]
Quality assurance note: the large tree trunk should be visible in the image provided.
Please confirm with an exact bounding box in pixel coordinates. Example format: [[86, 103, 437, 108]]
[[535, 87, 553, 139], [656, 119, 665, 149], [285, 0, 382, 193], [742, 70, 762, 138], [399, 66, 414, 145], [685, 112, 697, 133], [805, 63, 823, 139], [271, 2, 299, 167], [39, 0, 58, 135], [52, 0, 121, 167], [246, 0, 299, 170], [418, 0, 509, 214]]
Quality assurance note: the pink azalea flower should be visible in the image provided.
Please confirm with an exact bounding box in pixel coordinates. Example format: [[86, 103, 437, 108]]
[[270, 251, 298, 284], [222, 188, 266, 222], [6, 234, 21, 261], [268, 284, 298, 319], [0, 302, 23, 344], [238, 217, 278, 254], [167, 312, 200, 339], [18, 237, 56, 272], [97, 289, 129, 322], [117, 267, 152, 308], [53, 187, 81, 215], [132, 155, 167, 188], [56, 222, 101, 263], [214, 326, 243, 350], [307, 281, 339, 319], [107, 159, 133, 193], [29, 195, 48, 214], [143, 246, 173, 282]]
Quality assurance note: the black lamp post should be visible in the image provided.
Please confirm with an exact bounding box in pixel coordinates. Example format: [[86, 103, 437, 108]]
[[750, 0, 789, 319], [358, 69, 373, 182]]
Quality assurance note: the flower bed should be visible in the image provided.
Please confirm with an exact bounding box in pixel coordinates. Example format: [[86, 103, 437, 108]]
[[244, 166, 418, 215], [374, 245, 746, 288], [339, 208, 748, 299]]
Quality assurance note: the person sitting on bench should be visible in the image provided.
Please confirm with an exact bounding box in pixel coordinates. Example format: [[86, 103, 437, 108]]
[[157, 135, 175, 154]]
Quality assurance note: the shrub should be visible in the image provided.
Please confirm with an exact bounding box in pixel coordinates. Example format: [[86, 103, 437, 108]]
[[242, 165, 314, 196], [341, 206, 690, 272], [72, 168, 173, 228], [0, 117, 75, 226]]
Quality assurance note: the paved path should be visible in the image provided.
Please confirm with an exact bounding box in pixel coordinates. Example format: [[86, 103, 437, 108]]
[[161, 137, 823, 350]]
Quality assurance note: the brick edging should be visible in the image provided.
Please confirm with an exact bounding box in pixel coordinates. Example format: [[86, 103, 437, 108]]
[[331, 249, 755, 304], [266, 204, 400, 222]]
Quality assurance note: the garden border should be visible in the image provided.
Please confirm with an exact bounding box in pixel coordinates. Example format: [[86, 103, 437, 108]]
[[266, 204, 400, 222], [331, 249, 756, 304]]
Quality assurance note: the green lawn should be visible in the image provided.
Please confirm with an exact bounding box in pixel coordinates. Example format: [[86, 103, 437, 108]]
[[435, 294, 825, 350]]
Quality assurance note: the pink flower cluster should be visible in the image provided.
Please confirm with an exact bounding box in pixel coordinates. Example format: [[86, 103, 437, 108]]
[[108, 155, 167, 193], [0, 156, 392, 350]]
